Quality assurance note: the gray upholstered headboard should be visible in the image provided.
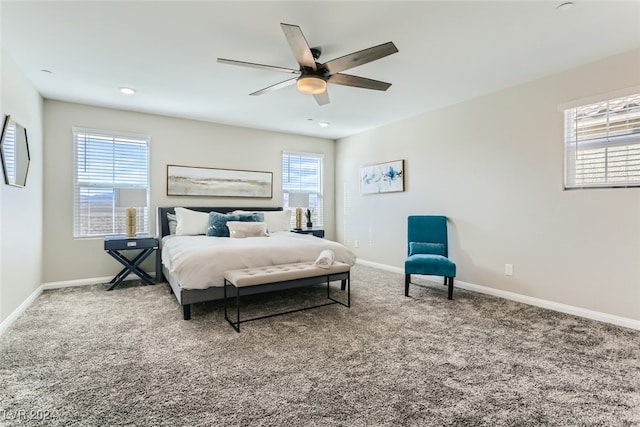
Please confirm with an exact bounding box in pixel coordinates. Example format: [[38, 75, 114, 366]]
[[156, 206, 283, 239]]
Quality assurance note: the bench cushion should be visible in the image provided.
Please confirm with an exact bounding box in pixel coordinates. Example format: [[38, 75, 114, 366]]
[[224, 262, 351, 288]]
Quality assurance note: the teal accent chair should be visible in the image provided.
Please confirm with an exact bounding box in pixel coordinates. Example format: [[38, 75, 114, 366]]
[[404, 215, 456, 299]]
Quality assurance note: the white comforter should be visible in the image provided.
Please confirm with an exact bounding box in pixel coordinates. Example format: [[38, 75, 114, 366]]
[[161, 232, 357, 290]]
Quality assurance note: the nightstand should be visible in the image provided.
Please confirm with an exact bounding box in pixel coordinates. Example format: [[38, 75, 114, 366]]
[[104, 235, 160, 290], [292, 229, 325, 238]]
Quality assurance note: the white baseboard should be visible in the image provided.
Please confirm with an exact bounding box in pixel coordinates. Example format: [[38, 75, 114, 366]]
[[42, 271, 158, 290], [0, 285, 43, 336], [42, 276, 115, 290], [356, 259, 640, 331], [2, 263, 638, 337], [455, 279, 640, 330], [1, 272, 157, 337], [357, 258, 404, 274]]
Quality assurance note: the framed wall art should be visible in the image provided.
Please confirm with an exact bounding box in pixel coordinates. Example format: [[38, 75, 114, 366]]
[[360, 159, 404, 195], [167, 165, 273, 198]]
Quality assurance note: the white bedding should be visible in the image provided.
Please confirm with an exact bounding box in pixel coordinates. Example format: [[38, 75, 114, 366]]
[[161, 231, 357, 290]]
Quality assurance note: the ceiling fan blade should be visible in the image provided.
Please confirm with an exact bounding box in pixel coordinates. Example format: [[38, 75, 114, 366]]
[[280, 23, 317, 70], [249, 77, 298, 96], [328, 73, 392, 91], [218, 58, 300, 75], [323, 42, 398, 74], [313, 91, 330, 106]]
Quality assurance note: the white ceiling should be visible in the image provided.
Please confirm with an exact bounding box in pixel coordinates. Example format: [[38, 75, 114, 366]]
[[2, 1, 639, 140]]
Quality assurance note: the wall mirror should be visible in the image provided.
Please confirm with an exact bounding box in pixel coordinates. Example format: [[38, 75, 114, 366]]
[[0, 115, 30, 187]]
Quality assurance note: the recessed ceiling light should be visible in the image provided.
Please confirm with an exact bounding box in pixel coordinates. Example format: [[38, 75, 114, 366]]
[[556, 2, 574, 11], [319, 121, 330, 128], [120, 87, 136, 95]]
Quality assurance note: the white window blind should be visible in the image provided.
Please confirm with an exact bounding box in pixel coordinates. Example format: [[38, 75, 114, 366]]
[[564, 93, 640, 189], [282, 151, 324, 228], [73, 128, 150, 237]]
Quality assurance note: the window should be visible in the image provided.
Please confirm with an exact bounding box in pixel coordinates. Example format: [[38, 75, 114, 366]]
[[282, 151, 324, 228], [73, 128, 150, 237], [564, 93, 640, 189]]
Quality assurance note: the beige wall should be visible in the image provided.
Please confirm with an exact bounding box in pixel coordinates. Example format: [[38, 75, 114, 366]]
[[336, 48, 640, 321], [42, 101, 335, 283], [0, 49, 44, 323]]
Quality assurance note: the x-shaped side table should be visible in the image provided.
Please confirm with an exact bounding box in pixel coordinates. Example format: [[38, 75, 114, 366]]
[[104, 236, 159, 291]]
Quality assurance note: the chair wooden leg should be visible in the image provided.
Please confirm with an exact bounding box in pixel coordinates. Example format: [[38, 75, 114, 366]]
[[404, 274, 410, 296], [447, 277, 454, 300]]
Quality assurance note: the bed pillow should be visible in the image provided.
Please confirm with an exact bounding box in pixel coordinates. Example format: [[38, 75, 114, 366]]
[[240, 212, 264, 223], [264, 210, 292, 233], [167, 213, 177, 235], [409, 242, 446, 257], [175, 207, 209, 235], [231, 210, 291, 233], [207, 211, 263, 237], [223, 210, 265, 223], [226, 221, 269, 238]]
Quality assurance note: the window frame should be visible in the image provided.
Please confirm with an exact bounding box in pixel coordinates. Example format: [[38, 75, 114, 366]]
[[563, 91, 640, 190], [72, 127, 151, 238], [282, 150, 324, 228]]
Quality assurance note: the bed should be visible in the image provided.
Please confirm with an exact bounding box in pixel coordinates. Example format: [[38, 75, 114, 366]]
[[157, 206, 357, 319]]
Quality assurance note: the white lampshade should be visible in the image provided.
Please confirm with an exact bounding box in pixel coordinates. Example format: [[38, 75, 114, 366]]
[[296, 76, 326, 95], [288, 192, 309, 208], [115, 188, 147, 208]]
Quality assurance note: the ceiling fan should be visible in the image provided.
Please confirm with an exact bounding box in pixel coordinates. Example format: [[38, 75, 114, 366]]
[[217, 23, 398, 106]]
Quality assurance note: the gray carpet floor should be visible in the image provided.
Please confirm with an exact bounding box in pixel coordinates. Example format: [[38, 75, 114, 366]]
[[0, 264, 639, 426]]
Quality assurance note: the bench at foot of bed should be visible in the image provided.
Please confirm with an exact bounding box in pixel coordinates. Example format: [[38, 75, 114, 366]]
[[223, 262, 351, 332]]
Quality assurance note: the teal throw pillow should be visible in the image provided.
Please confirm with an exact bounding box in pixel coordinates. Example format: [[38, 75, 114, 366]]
[[207, 211, 264, 237], [409, 242, 446, 256], [240, 212, 264, 222]]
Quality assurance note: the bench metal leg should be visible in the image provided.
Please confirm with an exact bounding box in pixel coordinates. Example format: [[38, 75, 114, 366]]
[[224, 272, 351, 332], [328, 271, 350, 308], [223, 279, 241, 333], [236, 285, 240, 332]]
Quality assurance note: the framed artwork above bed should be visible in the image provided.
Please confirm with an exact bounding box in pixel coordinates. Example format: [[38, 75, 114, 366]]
[[167, 165, 273, 198]]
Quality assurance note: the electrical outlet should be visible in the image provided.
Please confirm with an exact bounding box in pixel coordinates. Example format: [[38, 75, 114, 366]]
[[354, 240, 359, 248], [505, 264, 513, 276]]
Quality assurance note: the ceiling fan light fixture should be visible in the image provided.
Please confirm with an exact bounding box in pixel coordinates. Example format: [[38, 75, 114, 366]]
[[296, 76, 326, 95]]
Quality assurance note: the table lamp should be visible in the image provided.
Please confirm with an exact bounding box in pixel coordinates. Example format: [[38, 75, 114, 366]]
[[115, 188, 147, 237], [288, 192, 309, 230]]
